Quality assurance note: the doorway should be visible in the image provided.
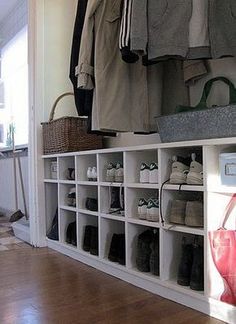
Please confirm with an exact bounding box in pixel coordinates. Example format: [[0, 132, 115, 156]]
[[0, 0, 30, 245]]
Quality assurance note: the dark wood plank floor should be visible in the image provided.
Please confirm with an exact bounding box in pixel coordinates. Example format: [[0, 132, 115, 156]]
[[0, 247, 225, 324]]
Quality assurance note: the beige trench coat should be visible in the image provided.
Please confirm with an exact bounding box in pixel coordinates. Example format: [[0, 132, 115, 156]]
[[77, 0, 162, 133]]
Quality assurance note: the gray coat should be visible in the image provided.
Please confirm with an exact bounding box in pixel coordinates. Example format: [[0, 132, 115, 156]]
[[131, 0, 236, 60]]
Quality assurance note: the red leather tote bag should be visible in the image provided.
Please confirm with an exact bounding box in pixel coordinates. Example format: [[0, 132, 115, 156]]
[[209, 193, 236, 305]]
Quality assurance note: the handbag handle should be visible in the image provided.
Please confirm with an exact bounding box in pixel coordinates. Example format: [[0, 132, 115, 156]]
[[49, 92, 75, 122], [220, 193, 236, 229], [196, 77, 236, 110]]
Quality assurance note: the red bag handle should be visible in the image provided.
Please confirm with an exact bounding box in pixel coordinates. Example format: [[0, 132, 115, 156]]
[[220, 193, 236, 229]]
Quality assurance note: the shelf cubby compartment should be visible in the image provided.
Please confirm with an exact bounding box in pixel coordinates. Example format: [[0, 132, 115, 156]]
[[126, 187, 159, 222], [126, 223, 160, 278], [59, 183, 77, 210], [203, 144, 236, 192], [58, 156, 75, 181], [77, 213, 98, 255], [125, 149, 158, 184], [100, 218, 125, 265], [161, 230, 204, 294], [159, 146, 203, 185], [76, 154, 97, 182], [77, 185, 98, 213], [98, 152, 123, 183], [100, 185, 124, 218], [44, 157, 58, 180], [59, 209, 77, 248], [45, 183, 58, 237], [162, 190, 204, 234]]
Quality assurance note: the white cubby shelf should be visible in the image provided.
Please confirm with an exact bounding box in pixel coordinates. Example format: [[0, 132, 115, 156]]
[[43, 137, 236, 324]]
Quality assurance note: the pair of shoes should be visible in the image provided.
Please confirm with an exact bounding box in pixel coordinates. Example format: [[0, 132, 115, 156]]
[[67, 187, 76, 207], [66, 221, 77, 246], [140, 162, 158, 184], [108, 233, 126, 265], [66, 168, 75, 180], [87, 167, 97, 181], [138, 198, 159, 222], [83, 225, 98, 255], [109, 187, 124, 215], [169, 200, 203, 227], [106, 162, 124, 182], [170, 153, 203, 185], [85, 198, 98, 212], [136, 229, 159, 275], [177, 236, 204, 291]]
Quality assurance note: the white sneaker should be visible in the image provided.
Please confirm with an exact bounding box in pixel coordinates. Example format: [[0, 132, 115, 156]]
[[106, 163, 116, 182], [115, 162, 124, 182], [140, 163, 150, 183], [138, 198, 148, 219], [91, 167, 97, 181], [149, 162, 158, 183], [87, 167, 93, 181], [146, 198, 159, 222], [187, 154, 203, 185], [169, 156, 190, 184]]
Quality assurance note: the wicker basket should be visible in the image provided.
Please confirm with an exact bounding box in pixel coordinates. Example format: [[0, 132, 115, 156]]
[[41, 92, 103, 154]]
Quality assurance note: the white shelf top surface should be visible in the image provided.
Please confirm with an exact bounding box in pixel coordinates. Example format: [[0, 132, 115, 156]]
[[42, 137, 236, 158]]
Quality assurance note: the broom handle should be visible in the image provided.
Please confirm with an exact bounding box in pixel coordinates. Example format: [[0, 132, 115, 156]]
[[13, 152, 18, 210], [12, 131, 18, 210], [17, 155, 28, 220]]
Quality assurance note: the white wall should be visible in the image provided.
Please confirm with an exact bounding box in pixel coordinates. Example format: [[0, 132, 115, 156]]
[[0, 155, 28, 215], [42, 0, 78, 121]]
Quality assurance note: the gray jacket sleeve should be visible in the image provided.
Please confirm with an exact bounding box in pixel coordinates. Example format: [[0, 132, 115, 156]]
[[130, 0, 147, 56]]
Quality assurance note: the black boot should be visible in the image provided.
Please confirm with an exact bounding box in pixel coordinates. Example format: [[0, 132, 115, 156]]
[[90, 226, 99, 256], [150, 230, 159, 276], [83, 225, 93, 252], [177, 238, 193, 286], [108, 233, 120, 262], [136, 230, 154, 272], [117, 234, 126, 265], [66, 222, 73, 244], [190, 242, 204, 291], [70, 221, 77, 246]]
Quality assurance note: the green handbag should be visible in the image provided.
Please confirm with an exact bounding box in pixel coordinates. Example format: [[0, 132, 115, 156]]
[[176, 76, 236, 113]]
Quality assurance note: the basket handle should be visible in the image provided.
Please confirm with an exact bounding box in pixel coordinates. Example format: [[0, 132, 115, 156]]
[[49, 92, 75, 122]]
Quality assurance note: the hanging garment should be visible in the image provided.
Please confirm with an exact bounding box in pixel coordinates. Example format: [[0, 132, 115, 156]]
[[183, 60, 208, 85], [69, 0, 93, 116], [130, 0, 236, 61], [77, 0, 162, 133], [119, 0, 139, 63], [188, 0, 211, 59], [70, 0, 116, 136]]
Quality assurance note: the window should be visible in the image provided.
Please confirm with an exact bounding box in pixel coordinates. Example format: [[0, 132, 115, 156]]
[[0, 26, 28, 148]]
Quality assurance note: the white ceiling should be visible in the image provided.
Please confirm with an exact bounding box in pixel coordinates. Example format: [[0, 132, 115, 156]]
[[0, 0, 19, 24]]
